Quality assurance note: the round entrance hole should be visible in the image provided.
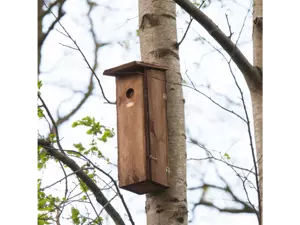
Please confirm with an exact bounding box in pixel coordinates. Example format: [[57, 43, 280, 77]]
[[126, 88, 134, 99]]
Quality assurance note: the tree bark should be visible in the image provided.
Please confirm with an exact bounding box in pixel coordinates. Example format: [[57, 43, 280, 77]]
[[252, 0, 263, 223], [139, 1, 187, 225], [38, 0, 43, 74]]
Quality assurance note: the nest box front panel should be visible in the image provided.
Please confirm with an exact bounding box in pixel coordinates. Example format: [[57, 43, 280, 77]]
[[146, 69, 169, 187], [116, 74, 147, 187]]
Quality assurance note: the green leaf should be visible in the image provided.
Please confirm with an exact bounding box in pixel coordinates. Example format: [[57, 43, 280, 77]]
[[79, 180, 89, 192], [88, 173, 95, 179], [97, 151, 103, 158], [100, 136, 107, 142], [49, 133, 56, 143], [73, 143, 85, 152], [35, 179, 41, 190], [86, 129, 93, 135], [89, 146, 98, 152], [224, 153, 230, 160], [92, 217, 103, 225], [71, 207, 80, 225], [72, 121, 79, 128], [38, 80, 43, 89], [38, 108, 44, 118]]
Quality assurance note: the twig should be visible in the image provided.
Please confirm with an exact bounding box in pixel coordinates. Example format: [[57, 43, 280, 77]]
[[173, 0, 262, 86], [149, 73, 246, 123], [44, 1, 115, 104], [225, 14, 233, 39], [76, 175, 103, 225], [188, 157, 255, 175], [65, 148, 135, 225], [38, 94, 65, 155], [99, 194, 118, 216], [235, 0, 252, 46], [227, 62, 261, 221], [223, 159, 259, 219], [38, 140, 126, 225], [177, 0, 206, 47], [40, 167, 93, 191], [39, 1, 66, 49]]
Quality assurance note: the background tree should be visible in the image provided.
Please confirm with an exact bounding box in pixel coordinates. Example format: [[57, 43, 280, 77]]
[[36, 1, 263, 224]]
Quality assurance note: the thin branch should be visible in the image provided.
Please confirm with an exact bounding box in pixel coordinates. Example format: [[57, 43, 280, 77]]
[[44, 2, 115, 104], [235, 0, 252, 46], [38, 143, 135, 225], [188, 174, 255, 223], [177, 0, 206, 47], [187, 157, 255, 175], [217, 163, 259, 219], [149, 73, 246, 122], [191, 22, 261, 221], [172, 0, 262, 86], [40, 167, 93, 191], [99, 194, 118, 216], [189, 28, 261, 213], [227, 62, 261, 221], [76, 176, 103, 225], [58, 161, 68, 199], [38, 140, 126, 225], [225, 14, 233, 39], [40, 0, 66, 19], [39, 0, 66, 49], [67, 149, 134, 224], [49, 0, 106, 131], [38, 94, 65, 155], [195, 199, 254, 213]]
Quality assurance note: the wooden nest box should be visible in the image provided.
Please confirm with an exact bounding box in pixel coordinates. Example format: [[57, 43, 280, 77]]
[[103, 61, 169, 194]]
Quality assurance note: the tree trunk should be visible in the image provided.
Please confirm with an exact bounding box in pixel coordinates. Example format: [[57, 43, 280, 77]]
[[139, 1, 188, 225], [252, 0, 263, 223], [38, 0, 43, 74]]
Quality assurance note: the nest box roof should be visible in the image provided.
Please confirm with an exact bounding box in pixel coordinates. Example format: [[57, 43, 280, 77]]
[[103, 61, 168, 76]]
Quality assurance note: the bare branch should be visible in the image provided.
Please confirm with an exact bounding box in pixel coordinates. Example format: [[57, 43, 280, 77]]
[[39, 0, 66, 51], [76, 175, 103, 225], [38, 94, 65, 155], [177, 0, 206, 47], [149, 73, 246, 122], [172, 0, 262, 87], [227, 62, 261, 221], [44, 2, 115, 104], [40, 167, 93, 191], [188, 173, 256, 223], [38, 139, 126, 225], [188, 157, 255, 175], [75, 152, 134, 224], [225, 14, 233, 39]]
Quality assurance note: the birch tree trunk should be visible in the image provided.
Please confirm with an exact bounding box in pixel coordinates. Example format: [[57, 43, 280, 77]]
[[138, 1, 188, 224], [38, 0, 43, 74], [252, 0, 263, 223]]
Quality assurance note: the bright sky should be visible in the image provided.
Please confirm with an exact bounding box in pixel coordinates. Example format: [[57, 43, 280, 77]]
[[37, 0, 260, 224]]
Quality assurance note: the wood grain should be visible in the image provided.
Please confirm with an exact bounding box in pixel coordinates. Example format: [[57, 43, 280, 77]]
[[146, 69, 169, 187], [116, 74, 147, 187]]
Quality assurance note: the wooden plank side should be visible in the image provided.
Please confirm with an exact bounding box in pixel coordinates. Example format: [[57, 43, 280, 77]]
[[116, 75, 147, 187], [146, 69, 169, 187]]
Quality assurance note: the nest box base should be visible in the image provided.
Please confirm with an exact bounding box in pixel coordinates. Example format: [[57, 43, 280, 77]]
[[120, 180, 169, 195]]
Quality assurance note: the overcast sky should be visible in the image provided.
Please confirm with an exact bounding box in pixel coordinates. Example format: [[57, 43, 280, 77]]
[[38, 0, 259, 224]]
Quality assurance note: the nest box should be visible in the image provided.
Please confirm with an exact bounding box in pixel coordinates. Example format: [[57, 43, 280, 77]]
[[103, 61, 169, 194]]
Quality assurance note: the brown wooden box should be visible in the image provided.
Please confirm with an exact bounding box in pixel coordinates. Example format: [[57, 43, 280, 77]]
[[103, 61, 169, 194]]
